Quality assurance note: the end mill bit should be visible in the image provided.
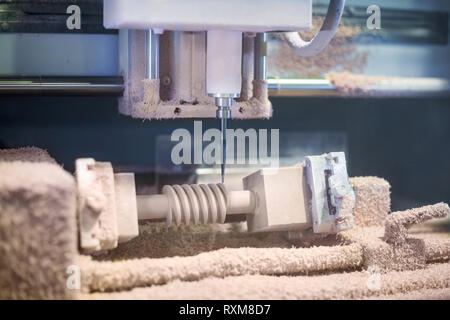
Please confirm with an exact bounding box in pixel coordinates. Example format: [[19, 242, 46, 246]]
[[216, 104, 231, 184], [220, 116, 227, 183]]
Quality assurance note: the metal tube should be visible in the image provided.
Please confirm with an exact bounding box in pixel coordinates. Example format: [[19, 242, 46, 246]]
[[267, 78, 450, 97], [254, 33, 267, 80], [0, 76, 124, 96], [145, 29, 160, 79]]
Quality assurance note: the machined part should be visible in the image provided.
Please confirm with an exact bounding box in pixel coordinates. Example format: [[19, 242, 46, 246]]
[[136, 187, 256, 224], [163, 184, 228, 226], [76, 151, 354, 253], [76, 159, 139, 252], [216, 105, 232, 118], [214, 97, 237, 109], [114, 173, 139, 243], [76, 158, 119, 252], [305, 152, 355, 233], [244, 166, 311, 233]]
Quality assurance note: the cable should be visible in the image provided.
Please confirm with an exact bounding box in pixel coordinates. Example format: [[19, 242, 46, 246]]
[[284, 0, 345, 57]]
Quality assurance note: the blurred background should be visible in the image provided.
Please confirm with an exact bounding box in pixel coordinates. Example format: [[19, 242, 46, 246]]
[[0, 0, 449, 211]]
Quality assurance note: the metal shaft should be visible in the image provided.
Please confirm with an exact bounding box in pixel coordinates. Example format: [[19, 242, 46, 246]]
[[254, 33, 267, 81], [0, 76, 124, 95], [145, 29, 160, 79]]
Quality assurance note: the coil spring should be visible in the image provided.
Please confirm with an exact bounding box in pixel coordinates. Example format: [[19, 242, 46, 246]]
[[162, 183, 228, 226]]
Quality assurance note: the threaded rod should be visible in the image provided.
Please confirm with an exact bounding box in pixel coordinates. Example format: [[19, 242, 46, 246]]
[[137, 184, 255, 226]]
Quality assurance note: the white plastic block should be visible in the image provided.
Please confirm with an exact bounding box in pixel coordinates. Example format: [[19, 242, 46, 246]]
[[104, 0, 312, 32], [76, 159, 119, 252], [207, 30, 242, 95], [114, 173, 139, 243], [243, 166, 310, 233]]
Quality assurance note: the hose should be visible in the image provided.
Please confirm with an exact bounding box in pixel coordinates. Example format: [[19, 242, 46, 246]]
[[284, 0, 345, 57]]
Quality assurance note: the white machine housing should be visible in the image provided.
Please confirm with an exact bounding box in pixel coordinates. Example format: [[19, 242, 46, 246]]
[[104, 0, 312, 32]]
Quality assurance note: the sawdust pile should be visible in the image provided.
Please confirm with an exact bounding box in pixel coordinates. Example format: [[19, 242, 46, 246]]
[[95, 222, 293, 260], [385, 203, 450, 245], [82, 201, 450, 295], [340, 203, 450, 272], [82, 176, 449, 296], [350, 177, 391, 227], [83, 262, 450, 300], [340, 227, 425, 271], [269, 17, 367, 78], [80, 244, 363, 292], [326, 72, 391, 96], [423, 238, 450, 263]]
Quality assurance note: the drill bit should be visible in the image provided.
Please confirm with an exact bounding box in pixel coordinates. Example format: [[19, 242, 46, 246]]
[[214, 99, 233, 184], [220, 115, 227, 183]]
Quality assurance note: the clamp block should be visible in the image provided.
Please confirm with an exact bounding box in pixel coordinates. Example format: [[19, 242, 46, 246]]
[[76, 159, 138, 253], [243, 166, 311, 233], [305, 152, 355, 233]]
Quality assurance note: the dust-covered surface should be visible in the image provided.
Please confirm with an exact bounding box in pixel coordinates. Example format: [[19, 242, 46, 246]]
[[123, 79, 272, 120], [79, 175, 448, 299], [0, 161, 77, 299], [82, 262, 450, 300], [0, 147, 56, 164], [120, 28, 272, 120], [341, 227, 427, 272], [349, 176, 391, 227], [80, 201, 449, 299], [0, 148, 448, 300], [338, 203, 450, 272], [94, 222, 298, 260]]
